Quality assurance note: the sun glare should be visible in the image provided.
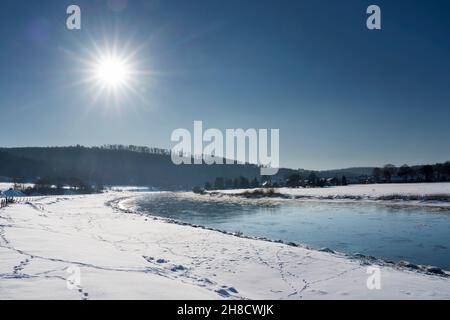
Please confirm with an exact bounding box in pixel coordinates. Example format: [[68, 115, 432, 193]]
[[65, 34, 153, 107], [94, 56, 130, 88]]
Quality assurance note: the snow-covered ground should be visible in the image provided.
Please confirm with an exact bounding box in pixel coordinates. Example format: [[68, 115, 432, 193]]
[[108, 186, 152, 192], [212, 183, 450, 206], [1, 191, 450, 300]]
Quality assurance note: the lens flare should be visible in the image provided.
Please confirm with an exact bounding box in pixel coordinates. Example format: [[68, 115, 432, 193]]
[[94, 56, 129, 87], [63, 31, 156, 109]]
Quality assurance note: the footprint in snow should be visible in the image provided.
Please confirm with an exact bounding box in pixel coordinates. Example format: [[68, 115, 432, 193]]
[[171, 265, 186, 272], [77, 288, 89, 300], [216, 286, 239, 297], [156, 259, 168, 264], [215, 289, 230, 297], [143, 256, 154, 262], [201, 278, 214, 284], [228, 287, 238, 294]]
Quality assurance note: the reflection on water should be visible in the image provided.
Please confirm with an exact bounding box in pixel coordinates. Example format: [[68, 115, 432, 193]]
[[127, 192, 450, 270]]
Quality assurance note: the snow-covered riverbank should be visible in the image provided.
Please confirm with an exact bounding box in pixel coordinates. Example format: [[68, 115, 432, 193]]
[[1, 192, 450, 300], [210, 183, 450, 207]]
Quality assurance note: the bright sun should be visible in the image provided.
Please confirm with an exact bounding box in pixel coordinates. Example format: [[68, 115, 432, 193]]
[[70, 38, 152, 105], [94, 56, 130, 88]]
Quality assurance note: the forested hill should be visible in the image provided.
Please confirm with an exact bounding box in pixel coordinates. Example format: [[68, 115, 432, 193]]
[[0, 146, 261, 189]]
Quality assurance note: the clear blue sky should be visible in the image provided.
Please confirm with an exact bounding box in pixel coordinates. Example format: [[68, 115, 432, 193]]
[[0, 0, 449, 170]]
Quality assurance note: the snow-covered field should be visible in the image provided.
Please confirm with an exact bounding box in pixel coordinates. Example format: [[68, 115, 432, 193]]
[[1, 191, 450, 300], [212, 183, 450, 206]]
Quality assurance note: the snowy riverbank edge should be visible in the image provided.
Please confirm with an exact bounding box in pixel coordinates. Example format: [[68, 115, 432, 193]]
[[1, 192, 450, 300], [207, 183, 450, 209], [114, 193, 450, 278]]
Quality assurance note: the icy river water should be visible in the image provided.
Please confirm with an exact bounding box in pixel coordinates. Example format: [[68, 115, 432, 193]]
[[129, 192, 450, 270]]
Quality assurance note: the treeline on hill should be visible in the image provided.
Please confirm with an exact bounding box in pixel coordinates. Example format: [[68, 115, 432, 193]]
[[2, 146, 448, 192], [371, 163, 450, 183], [0, 146, 260, 190], [202, 162, 450, 191], [201, 172, 348, 192]]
